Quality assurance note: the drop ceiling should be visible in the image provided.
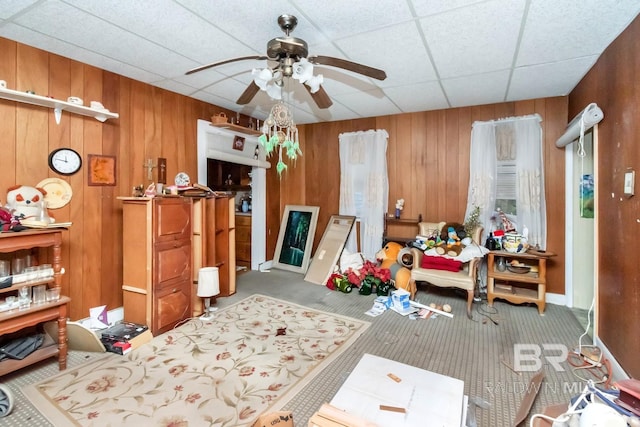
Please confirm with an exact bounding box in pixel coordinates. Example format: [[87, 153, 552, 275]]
[[1, 0, 639, 124]]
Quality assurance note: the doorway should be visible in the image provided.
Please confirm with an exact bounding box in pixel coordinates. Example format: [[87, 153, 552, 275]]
[[196, 119, 270, 271], [566, 127, 596, 335]]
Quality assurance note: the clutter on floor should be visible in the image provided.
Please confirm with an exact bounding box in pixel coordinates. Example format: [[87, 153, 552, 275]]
[[100, 322, 152, 355]]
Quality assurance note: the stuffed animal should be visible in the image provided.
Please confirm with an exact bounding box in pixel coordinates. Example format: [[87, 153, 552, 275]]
[[375, 241, 412, 294], [5, 185, 47, 220], [436, 223, 466, 257]]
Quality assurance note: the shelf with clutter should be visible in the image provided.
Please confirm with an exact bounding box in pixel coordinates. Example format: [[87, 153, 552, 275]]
[[0, 86, 119, 124]]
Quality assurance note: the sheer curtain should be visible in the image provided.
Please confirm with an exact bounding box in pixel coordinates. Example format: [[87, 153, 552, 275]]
[[464, 114, 546, 248], [339, 129, 389, 260]]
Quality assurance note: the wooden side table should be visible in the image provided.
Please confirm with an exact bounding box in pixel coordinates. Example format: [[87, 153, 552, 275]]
[[0, 229, 68, 376], [486, 250, 555, 314]]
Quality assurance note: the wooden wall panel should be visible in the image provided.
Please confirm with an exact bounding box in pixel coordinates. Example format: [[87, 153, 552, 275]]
[[0, 37, 254, 320], [569, 14, 640, 377], [0, 38, 17, 199], [297, 99, 567, 296]]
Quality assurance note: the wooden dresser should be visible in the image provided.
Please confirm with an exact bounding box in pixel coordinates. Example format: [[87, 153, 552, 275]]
[[120, 197, 192, 335]]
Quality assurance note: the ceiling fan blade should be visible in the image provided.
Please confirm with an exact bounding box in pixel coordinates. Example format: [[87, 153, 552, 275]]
[[304, 84, 333, 109], [308, 55, 387, 80], [236, 81, 261, 105], [186, 55, 269, 75]]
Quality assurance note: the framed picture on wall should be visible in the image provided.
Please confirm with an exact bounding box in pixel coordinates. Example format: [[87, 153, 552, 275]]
[[88, 154, 116, 186], [232, 135, 245, 151], [273, 205, 320, 274]]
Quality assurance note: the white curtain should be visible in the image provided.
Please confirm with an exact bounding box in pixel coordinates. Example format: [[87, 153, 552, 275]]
[[339, 129, 389, 260], [464, 114, 546, 248]]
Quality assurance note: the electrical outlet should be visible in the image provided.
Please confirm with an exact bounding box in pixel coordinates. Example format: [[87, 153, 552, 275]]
[[624, 170, 635, 197]]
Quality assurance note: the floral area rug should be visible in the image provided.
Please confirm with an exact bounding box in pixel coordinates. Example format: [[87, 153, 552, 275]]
[[23, 294, 370, 427]]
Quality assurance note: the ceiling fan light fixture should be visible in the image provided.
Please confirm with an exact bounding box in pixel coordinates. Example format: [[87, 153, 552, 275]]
[[305, 74, 323, 93], [252, 68, 272, 90], [292, 58, 314, 83]]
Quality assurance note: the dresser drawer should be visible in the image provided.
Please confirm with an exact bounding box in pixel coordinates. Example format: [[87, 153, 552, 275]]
[[235, 215, 251, 227], [154, 281, 191, 334], [154, 198, 192, 242], [154, 239, 191, 289]]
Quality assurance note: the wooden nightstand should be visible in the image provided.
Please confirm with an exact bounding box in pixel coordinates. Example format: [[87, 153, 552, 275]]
[[487, 250, 555, 314]]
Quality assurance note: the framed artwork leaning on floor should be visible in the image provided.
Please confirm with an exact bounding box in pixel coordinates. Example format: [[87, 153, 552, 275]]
[[273, 205, 320, 274]]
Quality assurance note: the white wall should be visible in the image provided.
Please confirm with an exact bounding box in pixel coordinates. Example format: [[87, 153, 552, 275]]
[[196, 120, 270, 270], [571, 131, 595, 310]]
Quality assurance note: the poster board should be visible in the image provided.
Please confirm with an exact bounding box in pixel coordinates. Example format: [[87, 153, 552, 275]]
[[304, 215, 356, 285], [272, 205, 320, 274]]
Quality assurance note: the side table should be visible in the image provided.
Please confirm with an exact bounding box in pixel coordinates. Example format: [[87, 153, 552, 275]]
[[487, 250, 555, 314]]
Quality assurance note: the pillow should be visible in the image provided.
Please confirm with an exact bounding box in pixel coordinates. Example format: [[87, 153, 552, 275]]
[[420, 255, 462, 272], [455, 244, 489, 263]]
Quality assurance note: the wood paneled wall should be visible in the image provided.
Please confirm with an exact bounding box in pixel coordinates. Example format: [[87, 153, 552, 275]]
[[288, 99, 568, 295], [0, 38, 250, 320], [569, 15, 640, 378]]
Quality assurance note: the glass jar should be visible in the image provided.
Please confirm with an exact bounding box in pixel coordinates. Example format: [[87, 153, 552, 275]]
[[497, 257, 507, 272]]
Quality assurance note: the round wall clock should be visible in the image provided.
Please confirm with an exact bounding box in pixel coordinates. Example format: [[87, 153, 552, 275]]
[[48, 148, 82, 175]]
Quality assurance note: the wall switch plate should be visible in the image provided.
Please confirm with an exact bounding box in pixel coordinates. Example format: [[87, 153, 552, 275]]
[[624, 170, 635, 197]]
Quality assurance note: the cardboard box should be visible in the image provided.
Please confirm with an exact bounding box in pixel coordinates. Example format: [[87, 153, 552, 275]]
[[252, 411, 293, 427], [391, 288, 410, 311]]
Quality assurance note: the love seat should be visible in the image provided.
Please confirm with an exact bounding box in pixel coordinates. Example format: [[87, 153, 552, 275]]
[[408, 222, 484, 319]]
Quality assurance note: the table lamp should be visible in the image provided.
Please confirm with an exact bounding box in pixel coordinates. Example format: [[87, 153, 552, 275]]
[[197, 267, 220, 320]]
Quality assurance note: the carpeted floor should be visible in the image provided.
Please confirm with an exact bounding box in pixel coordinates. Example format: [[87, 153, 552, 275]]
[[2, 268, 600, 426], [21, 295, 369, 426]]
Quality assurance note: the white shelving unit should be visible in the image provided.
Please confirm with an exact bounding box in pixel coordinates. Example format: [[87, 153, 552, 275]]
[[0, 87, 119, 124]]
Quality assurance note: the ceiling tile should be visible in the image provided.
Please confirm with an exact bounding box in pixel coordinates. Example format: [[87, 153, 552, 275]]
[[332, 89, 402, 119], [421, 0, 526, 78], [295, 0, 414, 39], [384, 81, 449, 112], [411, 0, 487, 18], [11, 1, 197, 77], [335, 22, 437, 88], [0, 0, 38, 19], [442, 70, 511, 107], [0, 1, 637, 123], [64, 0, 257, 65], [517, 0, 640, 66], [508, 56, 599, 101]]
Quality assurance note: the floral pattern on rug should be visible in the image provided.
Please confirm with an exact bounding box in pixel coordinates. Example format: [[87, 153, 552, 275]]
[[25, 295, 369, 427]]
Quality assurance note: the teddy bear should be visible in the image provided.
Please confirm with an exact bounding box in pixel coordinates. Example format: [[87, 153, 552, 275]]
[[5, 185, 48, 220], [375, 241, 412, 294]]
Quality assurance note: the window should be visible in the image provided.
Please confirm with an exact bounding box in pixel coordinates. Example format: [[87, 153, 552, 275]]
[[465, 114, 546, 248]]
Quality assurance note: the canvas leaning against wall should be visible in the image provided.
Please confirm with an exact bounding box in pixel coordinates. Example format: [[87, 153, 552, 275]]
[[272, 205, 320, 274]]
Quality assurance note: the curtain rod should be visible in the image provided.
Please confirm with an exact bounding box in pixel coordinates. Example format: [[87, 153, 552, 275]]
[[473, 113, 542, 127]]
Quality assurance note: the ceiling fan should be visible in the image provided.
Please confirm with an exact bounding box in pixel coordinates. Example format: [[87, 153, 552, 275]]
[[185, 14, 387, 109]]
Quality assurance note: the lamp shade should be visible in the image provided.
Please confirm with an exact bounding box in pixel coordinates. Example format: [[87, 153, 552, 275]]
[[197, 267, 220, 297]]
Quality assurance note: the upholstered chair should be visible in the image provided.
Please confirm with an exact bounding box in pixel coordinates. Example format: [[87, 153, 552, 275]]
[[408, 222, 484, 319]]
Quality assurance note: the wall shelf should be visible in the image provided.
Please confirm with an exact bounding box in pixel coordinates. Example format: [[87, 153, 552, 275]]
[[210, 122, 261, 137], [0, 87, 119, 124]]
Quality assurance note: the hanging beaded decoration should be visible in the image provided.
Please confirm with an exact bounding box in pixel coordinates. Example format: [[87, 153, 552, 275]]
[[258, 101, 302, 177]]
